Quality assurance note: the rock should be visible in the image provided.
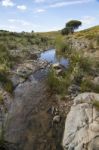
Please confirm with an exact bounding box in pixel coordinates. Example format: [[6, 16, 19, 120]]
[[17, 67, 32, 78], [68, 84, 80, 95], [62, 92, 99, 150], [29, 53, 38, 60], [55, 69, 63, 75], [93, 76, 99, 85], [52, 63, 65, 75], [52, 63, 65, 70], [53, 115, 61, 123], [10, 75, 25, 88], [52, 63, 61, 69]]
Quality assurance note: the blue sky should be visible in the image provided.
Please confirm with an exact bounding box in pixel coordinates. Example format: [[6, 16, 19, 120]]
[[0, 0, 99, 32]]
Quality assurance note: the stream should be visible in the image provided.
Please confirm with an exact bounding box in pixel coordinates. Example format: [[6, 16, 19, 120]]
[[5, 49, 68, 150], [39, 49, 69, 68]]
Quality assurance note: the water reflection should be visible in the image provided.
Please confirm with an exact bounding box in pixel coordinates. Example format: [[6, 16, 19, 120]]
[[40, 49, 69, 67]]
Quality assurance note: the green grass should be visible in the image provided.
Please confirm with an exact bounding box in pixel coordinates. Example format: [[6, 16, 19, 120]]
[[47, 68, 72, 95], [0, 73, 13, 94], [46, 25, 99, 95], [55, 35, 71, 53], [0, 30, 53, 56], [47, 47, 98, 95], [0, 44, 11, 68]]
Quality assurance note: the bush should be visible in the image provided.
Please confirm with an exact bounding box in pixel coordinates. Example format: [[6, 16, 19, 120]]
[[81, 78, 99, 93], [47, 69, 60, 91], [0, 44, 11, 68], [88, 42, 94, 49], [0, 73, 13, 94], [55, 35, 70, 53], [3, 81, 13, 94], [0, 93, 4, 105], [96, 35, 99, 46], [47, 69, 72, 94], [93, 100, 99, 111]]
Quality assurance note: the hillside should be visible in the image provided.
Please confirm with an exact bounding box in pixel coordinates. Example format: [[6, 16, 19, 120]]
[[75, 25, 99, 38], [39, 30, 61, 39], [0, 30, 53, 59]]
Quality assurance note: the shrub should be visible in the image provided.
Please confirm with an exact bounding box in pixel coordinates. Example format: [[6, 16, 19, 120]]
[[81, 78, 99, 93], [47, 69, 72, 94], [0, 93, 4, 105], [80, 78, 93, 92], [93, 100, 99, 111], [0, 73, 13, 94], [88, 42, 94, 49], [47, 69, 60, 91], [3, 81, 13, 94], [78, 56, 92, 73], [69, 52, 92, 74], [0, 44, 11, 68], [96, 35, 99, 46], [55, 35, 70, 53]]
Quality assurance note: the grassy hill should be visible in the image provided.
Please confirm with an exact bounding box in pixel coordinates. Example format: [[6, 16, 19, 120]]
[[38, 31, 61, 38], [39, 25, 99, 39], [0, 30, 53, 51], [73, 25, 99, 39], [0, 30, 54, 74]]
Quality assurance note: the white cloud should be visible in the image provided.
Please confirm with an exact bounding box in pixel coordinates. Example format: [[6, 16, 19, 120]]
[[7, 18, 41, 32], [34, 8, 46, 13], [34, 0, 46, 3], [81, 16, 96, 25], [8, 19, 31, 26], [50, 0, 93, 8], [17, 5, 27, 11], [0, 24, 20, 31], [2, 0, 14, 7], [34, 0, 94, 7]]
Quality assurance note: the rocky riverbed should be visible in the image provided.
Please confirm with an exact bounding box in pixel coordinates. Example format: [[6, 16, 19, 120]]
[[0, 58, 72, 150]]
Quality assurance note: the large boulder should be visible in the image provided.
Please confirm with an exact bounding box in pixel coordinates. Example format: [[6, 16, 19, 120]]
[[62, 92, 99, 150]]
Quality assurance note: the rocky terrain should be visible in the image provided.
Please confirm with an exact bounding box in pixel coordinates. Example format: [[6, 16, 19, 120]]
[[0, 58, 72, 150], [63, 93, 99, 150], [0, 26, 99, 150]]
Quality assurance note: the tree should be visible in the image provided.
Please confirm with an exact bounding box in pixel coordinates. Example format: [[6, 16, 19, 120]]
[[66, 20, 82, 33], [61, 28, 69, 35]]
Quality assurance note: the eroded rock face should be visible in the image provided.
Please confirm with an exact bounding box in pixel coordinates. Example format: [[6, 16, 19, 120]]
[[62, 92, 99, 150]]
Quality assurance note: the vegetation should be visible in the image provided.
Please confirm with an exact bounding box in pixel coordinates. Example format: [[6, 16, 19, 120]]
[[0, 93, 4, 105], [66, 20, 82, 33], [0, 44, 12, 69], [47, 69, 71, 94], [0, 72, 13, 94], [55, 35, 70, 53], [61, 20, 82, 35], [61, 28, 70, 35], [0, 30, 53, 54], [74, 25, 99, 39], [48, 31, 99, 95], [0, 30, 53, 93], [93, 100, 99, 111]]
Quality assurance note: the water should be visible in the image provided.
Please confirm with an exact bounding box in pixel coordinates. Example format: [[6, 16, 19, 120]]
[[39, 49, 69, 68]]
